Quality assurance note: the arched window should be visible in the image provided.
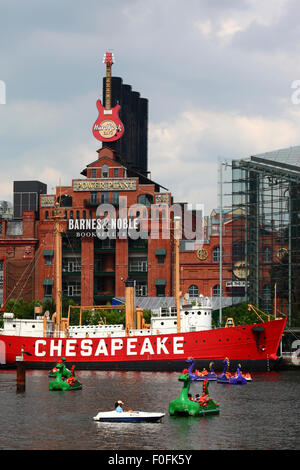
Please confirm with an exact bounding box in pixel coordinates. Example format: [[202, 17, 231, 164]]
[[101, 165, 109, 178], [188, 285, 199, 297], [213, 284, 220, 297], [213, 246, 220, 262]]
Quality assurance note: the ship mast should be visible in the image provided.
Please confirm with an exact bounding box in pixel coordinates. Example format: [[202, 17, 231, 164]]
[[54, 202, 63, 337], [174, 216, 181, 333]]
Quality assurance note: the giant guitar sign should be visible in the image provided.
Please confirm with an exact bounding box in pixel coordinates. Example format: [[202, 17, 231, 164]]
[[93, 52, 124, 142]]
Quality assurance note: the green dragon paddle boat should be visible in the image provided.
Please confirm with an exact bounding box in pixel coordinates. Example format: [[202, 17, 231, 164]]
[[49, 363, 82, 391], [169, 372, 220, 417], [48, 357, 71, 378]]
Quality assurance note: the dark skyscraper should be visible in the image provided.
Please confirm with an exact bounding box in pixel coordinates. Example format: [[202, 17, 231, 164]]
[[102, 77, 148, 176], [13, 181, 47, 219]]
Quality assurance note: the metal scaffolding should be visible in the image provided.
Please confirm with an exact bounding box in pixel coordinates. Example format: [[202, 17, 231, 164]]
[[229, 148, 300, 327]]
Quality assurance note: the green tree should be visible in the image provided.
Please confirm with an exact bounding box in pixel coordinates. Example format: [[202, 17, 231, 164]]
[[142, 309, 151, 325], [5, 298, 41, 319], [213, 301, 265, 327]]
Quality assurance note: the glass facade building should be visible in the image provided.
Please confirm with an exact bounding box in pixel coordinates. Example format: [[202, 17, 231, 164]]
[[231, 146, 300, 328]]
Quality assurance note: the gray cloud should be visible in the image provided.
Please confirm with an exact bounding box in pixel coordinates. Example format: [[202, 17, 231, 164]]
[[0, 0, 299, 214]]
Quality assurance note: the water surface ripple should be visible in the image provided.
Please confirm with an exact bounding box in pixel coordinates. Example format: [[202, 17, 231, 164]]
[[0, 370, 299, 450]]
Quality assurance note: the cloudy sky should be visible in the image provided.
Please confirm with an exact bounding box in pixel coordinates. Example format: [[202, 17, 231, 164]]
[[1, 0, 300, 214]]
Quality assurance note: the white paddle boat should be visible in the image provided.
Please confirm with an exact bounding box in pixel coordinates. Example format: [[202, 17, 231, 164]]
[[93, 410, 165, 423]]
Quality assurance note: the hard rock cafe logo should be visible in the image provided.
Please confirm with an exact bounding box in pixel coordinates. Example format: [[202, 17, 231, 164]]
[[94, 120, 122, 139], [276, 248, 288, 260], [233, 261, 249, 280]]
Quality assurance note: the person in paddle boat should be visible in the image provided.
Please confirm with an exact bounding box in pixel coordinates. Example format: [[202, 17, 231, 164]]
[[114, 400, 134, 414], [195, 391, 209, 404], [188, 393, 194, 401], [115, 400, 124, 412]]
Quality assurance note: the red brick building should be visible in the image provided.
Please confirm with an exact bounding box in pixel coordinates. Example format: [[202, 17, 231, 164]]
[[5, 145, 278, 310], [2, 144, 286, 312], [0, 147, 249, 310], [0, 211, 38, 306], [21, 147, 174, 307]]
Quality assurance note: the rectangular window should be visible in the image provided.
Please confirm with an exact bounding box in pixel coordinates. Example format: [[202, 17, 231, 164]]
[[44, 284, 53, 297], [213, 247, 220, 262], [100, 192, 109, 204], [155, 249, 166, 265], [157, 255, 165, 265], [112, 191, 119, 206], [63, 257, 81, 273], [67, 282, 81, 297], [129, 257, 148, 272], [91, 168, 97, 178], [113, 168, 119, 178], [156, 285, 165, 297], [43, 250, 54, 265], [90, 192, 98, 204], [135, 282, 147, 297]]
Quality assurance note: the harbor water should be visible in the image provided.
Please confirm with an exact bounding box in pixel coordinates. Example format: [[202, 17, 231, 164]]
[[0, 369, 299, 450]]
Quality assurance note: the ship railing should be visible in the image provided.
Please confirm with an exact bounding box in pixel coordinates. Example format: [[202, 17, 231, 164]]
[[68, 324, 124, 331], [152, 311, 177, 318]]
